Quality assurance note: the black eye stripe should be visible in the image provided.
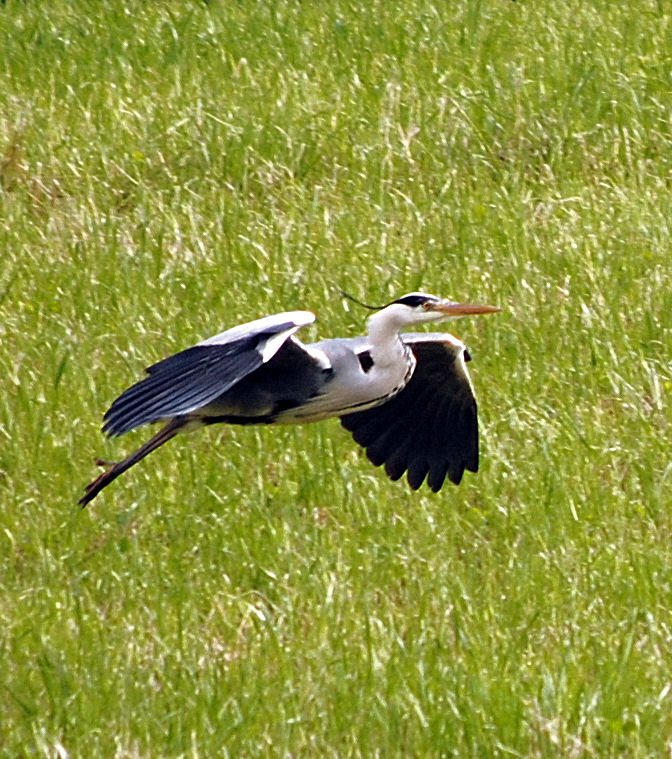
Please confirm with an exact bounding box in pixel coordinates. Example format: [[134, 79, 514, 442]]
[[394, 294, 437, 309]]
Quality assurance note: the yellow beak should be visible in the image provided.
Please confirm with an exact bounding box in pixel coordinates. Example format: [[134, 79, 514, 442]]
[[434, 301, 502, 316]]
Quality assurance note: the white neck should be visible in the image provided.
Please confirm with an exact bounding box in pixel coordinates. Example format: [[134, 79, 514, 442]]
[[366, 305, 410, 367]]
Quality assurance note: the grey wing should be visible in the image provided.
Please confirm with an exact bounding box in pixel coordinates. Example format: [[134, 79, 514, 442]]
[[340, 334, 478, 492], [102, 311, 315, 437]]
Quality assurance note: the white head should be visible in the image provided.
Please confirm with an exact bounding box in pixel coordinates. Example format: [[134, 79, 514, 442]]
[[368, 292, 501, 330]]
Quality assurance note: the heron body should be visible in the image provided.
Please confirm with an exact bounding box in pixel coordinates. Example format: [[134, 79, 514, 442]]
[[80, 293, 499, 506]]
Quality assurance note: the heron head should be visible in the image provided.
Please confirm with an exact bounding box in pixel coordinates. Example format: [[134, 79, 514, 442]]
[[387, 292, 501, 326]]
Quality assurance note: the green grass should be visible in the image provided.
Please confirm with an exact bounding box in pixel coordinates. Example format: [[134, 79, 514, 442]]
[[2, 0, 672, 755]]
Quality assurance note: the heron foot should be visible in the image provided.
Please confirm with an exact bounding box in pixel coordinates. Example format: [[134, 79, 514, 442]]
[[94, 457, 118, 468]]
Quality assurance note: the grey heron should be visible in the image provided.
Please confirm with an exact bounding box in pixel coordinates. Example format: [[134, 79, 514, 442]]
[[80, 293, 500, 506]]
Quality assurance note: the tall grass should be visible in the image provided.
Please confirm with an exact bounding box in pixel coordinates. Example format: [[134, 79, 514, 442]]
[[1, 0, 672, 755]]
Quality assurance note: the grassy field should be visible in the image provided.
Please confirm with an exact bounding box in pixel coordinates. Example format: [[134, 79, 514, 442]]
[[2, 0, 672, 755]]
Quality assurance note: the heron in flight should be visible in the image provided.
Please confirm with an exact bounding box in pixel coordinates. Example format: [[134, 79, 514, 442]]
[[80, 293, 500, 506]]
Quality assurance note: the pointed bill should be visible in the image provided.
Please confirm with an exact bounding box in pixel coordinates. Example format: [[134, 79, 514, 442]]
[[433, 301, 501, 316]]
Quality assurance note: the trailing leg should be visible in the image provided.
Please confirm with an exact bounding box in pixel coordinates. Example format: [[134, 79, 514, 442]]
[[79, 418, 186, 507]]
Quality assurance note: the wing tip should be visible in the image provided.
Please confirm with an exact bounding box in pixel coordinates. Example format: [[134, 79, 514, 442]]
[[290, 310, 317, 327]]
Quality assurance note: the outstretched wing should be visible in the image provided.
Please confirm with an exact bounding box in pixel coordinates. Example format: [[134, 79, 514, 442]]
[[340, 334, 478, 492], [102, 311, 316, 437]]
